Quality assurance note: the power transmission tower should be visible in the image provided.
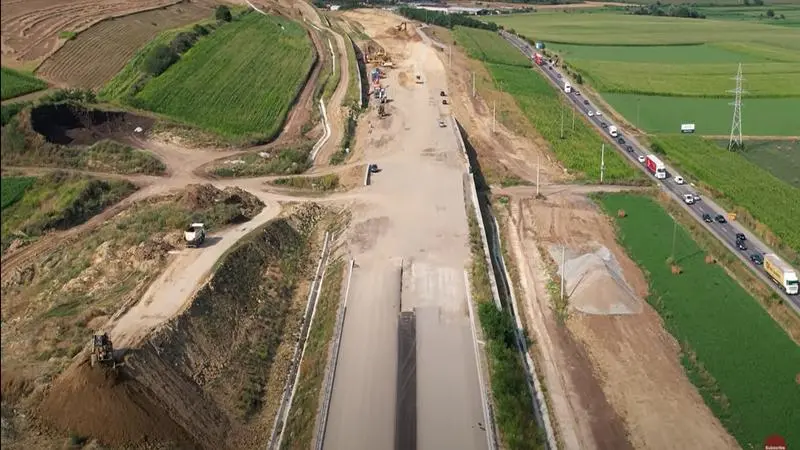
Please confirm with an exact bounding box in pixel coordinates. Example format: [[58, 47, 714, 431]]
[[727, 63, 746, 151]]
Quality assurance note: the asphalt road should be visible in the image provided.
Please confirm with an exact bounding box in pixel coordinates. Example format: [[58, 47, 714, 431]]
[[499, 31, 799, 311]]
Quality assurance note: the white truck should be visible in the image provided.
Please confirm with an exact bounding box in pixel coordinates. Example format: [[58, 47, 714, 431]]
[[763, 253, 799, 295], [608, 125, 619, 137], [645, 154, 667, 179], [564, 81, 572, 93], [184, 223, 206, 248]]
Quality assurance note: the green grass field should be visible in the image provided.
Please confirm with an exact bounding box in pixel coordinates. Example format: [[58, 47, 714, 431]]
[[1, 176, 36, 210], [733, 139, 800, 188], [698, 5, 800, 27], [132, 13, 314, 143], [651, 135, 800, 260], [604, 94, 800, 136], [1, 172, 135, 251], [596, 192, 800, 448], [1, 67, 47, 100], [453, 27, 641, 183]]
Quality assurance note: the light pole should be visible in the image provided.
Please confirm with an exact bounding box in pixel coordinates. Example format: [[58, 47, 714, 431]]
[[600, 143, 605, 184]]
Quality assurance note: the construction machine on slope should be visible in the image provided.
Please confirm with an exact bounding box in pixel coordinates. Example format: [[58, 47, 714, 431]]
[[90, 333, 115, 368]]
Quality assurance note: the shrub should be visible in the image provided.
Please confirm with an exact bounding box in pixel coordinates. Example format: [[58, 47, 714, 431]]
[[143, 44, 179, 76], [215, 5, 232, 22], [169, 31, 199, 54]]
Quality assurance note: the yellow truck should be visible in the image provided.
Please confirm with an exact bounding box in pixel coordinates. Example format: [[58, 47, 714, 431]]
[[764, 253, 799, 295]]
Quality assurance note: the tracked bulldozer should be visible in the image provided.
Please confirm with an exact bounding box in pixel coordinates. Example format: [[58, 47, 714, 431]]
[[90, 333, 115, 368]]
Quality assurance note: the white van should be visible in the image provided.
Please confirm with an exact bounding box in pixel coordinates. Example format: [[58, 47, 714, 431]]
[[564, 82, 572, 94]]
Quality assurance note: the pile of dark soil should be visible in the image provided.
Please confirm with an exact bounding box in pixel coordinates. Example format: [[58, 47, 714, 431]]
[[180, 184, 264, 224]]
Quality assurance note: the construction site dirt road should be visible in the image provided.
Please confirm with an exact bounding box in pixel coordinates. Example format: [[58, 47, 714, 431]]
[[323, 11, 488, 450]]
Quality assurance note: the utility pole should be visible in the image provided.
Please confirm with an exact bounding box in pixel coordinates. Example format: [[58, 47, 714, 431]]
[[600, 143, 605, 184], [560, 245, 566, 303], [560, 104, 564, 139], [536, 153, 541, 197]]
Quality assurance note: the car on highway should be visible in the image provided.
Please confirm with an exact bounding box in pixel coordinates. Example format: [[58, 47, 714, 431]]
[[595, 111, 603, 116], [575, 91, 581, 96], [583, 100, 589, 105], [750, 253, 764, 265], [600, 122, 608, 128], [715, 214, 727, 224], [626, 145, 634, 152], [557, 73, 562, 78], [438, 119, 446, 128], [588, 111, 594, 117], [617, 137, 625, 144], [703, 213, 713, 223], [683, 194, 695, 205], [736, 232, 746, 241], [692, 193, 701, 202], [674, 176, 685, 184], [736, 238, 748, 251], [637, 155, 646, 163]]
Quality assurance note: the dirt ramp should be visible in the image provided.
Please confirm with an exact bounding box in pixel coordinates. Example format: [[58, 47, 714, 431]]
[[38, 361, 197, 448]]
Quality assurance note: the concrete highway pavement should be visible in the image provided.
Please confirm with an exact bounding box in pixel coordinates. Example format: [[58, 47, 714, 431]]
[[500, 30, 800, 312]]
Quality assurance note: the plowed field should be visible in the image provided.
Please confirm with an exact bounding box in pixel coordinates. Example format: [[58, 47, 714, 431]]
[[0, 0, 179, 67], [34, 1, 214, 89]]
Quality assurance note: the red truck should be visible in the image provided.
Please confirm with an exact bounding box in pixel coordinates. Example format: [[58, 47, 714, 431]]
[[645, 154, 667, 179], [533, 53, 543, 66]]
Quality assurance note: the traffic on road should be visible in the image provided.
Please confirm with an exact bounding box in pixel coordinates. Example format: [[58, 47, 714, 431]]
[[499, 30, 799, 308]]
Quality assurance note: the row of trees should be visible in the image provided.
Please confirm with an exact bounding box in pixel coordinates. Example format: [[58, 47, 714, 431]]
[[396, 6, 500, 31], [626, 3, 706, 19]]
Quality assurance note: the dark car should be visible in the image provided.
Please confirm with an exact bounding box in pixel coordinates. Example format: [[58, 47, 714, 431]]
[[575, 91, 581, 96], [735, 232, 746, 241], [440, 90, 446, 97], [715, 214, 727, 224], [750, 253, 764, 265], [626, 145, 634, 152], [600, 122, 608, 129], [702, 213, 713, 223], [736, 239, 747, 251], [368, 164, 380, 173], [617, 137, 625, 144], [583, 100, 589, 105]]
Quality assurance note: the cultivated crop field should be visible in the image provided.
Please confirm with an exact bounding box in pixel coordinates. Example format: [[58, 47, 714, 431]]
[[490, 11, 800, 136], [604, 94, 799, 136], [596, 193, 800, 448], [454, 27, 641, 183], [1, 67, 47, 100], [698, 5, 800, 26], [452, 27, 529, 67], [35, 1, 214, 89], [0, 0, 179, 66], [134, 12, 315, 143], [734, 139, 800, 188], [651, 135, 800, 260], [491, 12, 800, 48]]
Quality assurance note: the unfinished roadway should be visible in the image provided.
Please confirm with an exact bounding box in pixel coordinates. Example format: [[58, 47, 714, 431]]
[[321, 17, 489, 450]]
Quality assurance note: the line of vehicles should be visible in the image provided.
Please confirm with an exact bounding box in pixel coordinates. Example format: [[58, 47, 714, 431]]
[[523, 38, 798, 297]]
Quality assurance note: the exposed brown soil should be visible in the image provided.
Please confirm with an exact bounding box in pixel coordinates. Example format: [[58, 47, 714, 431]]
[[503, 192, 738, 450], [29, 102, 155, 146]]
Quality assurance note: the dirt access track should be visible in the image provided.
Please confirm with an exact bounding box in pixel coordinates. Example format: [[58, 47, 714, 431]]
[[408, 15, 740, 450], [325, 9, 488, 450], [0, 0, 182, 69]]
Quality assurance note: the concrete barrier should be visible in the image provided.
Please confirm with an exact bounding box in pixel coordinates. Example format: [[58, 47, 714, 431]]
[[310, 99, 331, 162], [363, 165, 371, 186], [313, 259, 355, 450]]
